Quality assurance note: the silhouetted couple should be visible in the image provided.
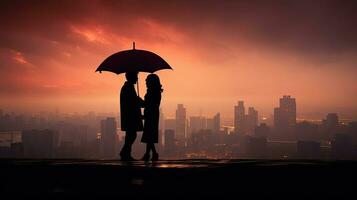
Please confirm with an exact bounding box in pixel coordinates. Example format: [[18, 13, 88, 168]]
[[119, 72, 162, 161]]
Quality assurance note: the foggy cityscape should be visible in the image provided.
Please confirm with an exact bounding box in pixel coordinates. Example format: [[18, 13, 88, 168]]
[[1, 0, 357, 198], [1, 95, 356, 160]]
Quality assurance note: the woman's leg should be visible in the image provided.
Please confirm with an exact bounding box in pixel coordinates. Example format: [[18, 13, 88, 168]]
[[150, 143, 159, 161], [141, 143, 151, 161]]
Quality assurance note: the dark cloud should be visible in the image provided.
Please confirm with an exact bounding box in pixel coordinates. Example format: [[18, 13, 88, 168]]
[[1, 0, 357, 56]]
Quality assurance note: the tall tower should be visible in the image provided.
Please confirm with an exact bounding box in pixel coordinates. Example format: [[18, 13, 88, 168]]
[[175, 104, 187, 141], [234, 101, 245, 134], [247, 107, 258, 134], [279, 95, 296, 127], [213, 112, 221, 133], [274, 95, 296, 138], [323, 113, 339, 139], [100, 117, 117, 158]]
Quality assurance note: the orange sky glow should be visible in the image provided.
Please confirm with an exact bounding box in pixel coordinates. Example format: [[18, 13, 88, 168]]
[[0, 1, 356, 120]]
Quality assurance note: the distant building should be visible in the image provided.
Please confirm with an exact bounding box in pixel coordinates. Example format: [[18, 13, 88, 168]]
[[159, 108, 164, 131], [246, 107, 258, 134], [254, 123, 270, 138], [322, 113, 339, 140], [189, 116, 206, 134], [295, 121, 319, 141], [245, 136, 267, 158], [164, 118, 176, 131], [212, 113, 221, 134], [296, 141, 321, 159], [274, 95, 296, 129], [100, 117, 117, 158], [274, 95, 296, 139], [57, 141, 79, 158], [234, 101, 258, 135], [331, 134, 355, 160], [164, 129, 176, 156], [234, 101, 245, 134], [348, 121, 357, 145], [191, 129, 213, 151], [22, 129, 59, 158], [175, 104, 187, 141]]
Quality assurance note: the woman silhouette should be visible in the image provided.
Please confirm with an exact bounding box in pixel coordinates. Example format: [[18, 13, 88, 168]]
[[141, 74, 162, 161]]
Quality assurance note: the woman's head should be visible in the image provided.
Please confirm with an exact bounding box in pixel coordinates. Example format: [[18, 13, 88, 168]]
[[146, 74, 163, 92]]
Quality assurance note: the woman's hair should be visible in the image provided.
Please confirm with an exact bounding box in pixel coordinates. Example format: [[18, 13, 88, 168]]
[[146, 74, 163, 93]]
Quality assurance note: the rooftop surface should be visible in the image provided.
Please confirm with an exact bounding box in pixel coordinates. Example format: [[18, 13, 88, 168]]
[[1, 159, 356, 198]]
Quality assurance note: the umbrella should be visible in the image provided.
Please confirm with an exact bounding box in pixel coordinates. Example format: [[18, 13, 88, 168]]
[[96, 42, 173, 95]]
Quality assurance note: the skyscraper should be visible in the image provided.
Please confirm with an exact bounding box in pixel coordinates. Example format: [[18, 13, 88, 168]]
[[274, 95, 296, 139], [246, 107, 258, 134], [189, 116, 206, 134], [207, 113, 220, 134], [164, 129, 176, 156], [164, 118, 176, 131], [322, 113, 339, 139], [22, 129, 59, 158], [325, 113, 339, 129], [274, 96, 296, 128], [234, 101, 245, 134], [100, 117, 117, 158], [175, 104, 187, 141]]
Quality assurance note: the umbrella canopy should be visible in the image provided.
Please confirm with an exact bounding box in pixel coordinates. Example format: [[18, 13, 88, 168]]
[[96, 42, 173, 74]]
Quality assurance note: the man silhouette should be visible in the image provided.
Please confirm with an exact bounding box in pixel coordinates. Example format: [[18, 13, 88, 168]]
[[119, 71, 144, 161]]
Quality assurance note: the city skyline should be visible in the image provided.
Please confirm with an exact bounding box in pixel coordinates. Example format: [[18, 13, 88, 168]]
[[1, 95, 355, 122], [1, 94, 356, 160]]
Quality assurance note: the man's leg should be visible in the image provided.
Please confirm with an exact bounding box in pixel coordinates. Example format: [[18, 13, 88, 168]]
[[126, 131, 137, 157], [120, 131, 136, 159]]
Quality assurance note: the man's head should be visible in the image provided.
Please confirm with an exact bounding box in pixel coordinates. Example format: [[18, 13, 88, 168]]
[[125, 72, 138, 84]]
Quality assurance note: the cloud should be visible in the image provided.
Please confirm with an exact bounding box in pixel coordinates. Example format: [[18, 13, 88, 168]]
[[0, 0, 356, 117]]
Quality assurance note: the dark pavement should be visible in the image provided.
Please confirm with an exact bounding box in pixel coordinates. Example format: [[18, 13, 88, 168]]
[[0, 159, 356, 198]]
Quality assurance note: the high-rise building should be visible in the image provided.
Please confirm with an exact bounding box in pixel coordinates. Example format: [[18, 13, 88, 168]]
[[207, 113, 221, 133], [100, 117, 117, 158], [234, 101, 245, 134], [274, 95, 296, 130], [175, 104, 187, 140], [164, 118, 176, 131], [254, 123, 269, 138], [22, 129, 59, 158], [164, 129, 176, 156], [322, 113, 339, 139], [324, 113, 339, 129], [189, 116, 206, 134], [246, 107, 258, 134]]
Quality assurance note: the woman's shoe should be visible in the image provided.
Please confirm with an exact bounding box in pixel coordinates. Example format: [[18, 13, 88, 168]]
[[141, 153, 150, 161], [151, 153, 159, 161]]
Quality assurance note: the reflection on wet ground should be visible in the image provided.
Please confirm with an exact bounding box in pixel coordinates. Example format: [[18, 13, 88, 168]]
[[2, 158, 332, 168]]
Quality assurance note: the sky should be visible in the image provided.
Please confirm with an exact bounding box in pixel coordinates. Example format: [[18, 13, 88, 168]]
[[0, 0, 357, 120]]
